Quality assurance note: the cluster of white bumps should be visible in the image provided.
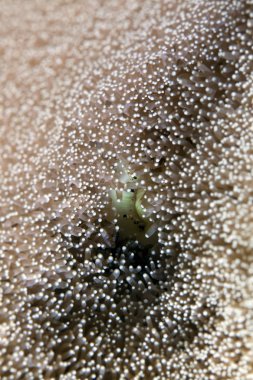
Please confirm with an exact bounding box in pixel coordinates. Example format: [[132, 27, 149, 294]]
[[0, 0, 253, 379]]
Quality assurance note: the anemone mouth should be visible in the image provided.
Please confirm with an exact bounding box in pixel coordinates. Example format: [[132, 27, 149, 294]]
[[99, 239, 160, 278], [83, 232, 171, 321], [57, 217, 214, 349]]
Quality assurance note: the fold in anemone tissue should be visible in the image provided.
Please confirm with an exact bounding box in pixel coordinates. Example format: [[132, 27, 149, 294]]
[[0, 0, 253, 379]]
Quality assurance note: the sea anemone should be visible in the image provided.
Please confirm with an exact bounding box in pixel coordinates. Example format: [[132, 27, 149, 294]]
[[0, 0, 253, 379]]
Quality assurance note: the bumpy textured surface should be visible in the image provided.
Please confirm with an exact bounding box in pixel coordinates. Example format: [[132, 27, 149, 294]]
[[0, 0, 253, 379]]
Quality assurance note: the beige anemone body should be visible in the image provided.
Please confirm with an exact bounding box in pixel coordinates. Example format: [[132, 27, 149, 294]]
[[0, 1, 253, 379]]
